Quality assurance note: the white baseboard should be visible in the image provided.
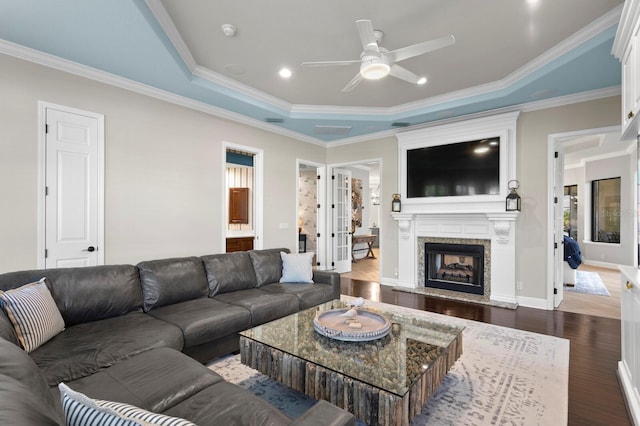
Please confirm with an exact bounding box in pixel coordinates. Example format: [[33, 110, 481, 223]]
[[583, 259, 626, 270], [517, 296, 550, 310], [618, 361, 640, 425], [379, 277, 398, 286]]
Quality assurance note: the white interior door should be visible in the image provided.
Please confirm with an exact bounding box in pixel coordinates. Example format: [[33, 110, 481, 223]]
[[44, 106, 102, 268], [553, 147, 565, 307], [332, 168, 351, 273]]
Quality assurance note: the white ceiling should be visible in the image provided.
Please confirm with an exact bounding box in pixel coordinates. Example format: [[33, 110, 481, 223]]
[[159, 0, 622, 108]]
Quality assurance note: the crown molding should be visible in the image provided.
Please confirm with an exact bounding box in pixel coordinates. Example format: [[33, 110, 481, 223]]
[[145, 0, 621, 120], [144, 0, 197, 72], [0, 39, 326, 147], [327, 86, 620, 147]]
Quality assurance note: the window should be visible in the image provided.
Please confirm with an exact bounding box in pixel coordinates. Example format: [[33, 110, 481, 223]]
[[563, 185, 578, 240], [591, 177, 620, 243]]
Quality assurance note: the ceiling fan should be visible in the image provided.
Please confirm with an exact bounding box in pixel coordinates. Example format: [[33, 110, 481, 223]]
[[302, 20, 455, 92]]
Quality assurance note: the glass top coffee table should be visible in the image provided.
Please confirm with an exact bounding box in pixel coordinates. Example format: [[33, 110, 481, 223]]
[[239, 297, 464, 425]]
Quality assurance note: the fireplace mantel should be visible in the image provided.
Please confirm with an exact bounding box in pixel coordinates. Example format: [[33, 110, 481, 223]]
[[391, 210, 518, 306]]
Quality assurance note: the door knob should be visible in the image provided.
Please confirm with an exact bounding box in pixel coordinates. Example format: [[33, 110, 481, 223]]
[[83, 246, 96, 252], [627, 281, 634, 290]]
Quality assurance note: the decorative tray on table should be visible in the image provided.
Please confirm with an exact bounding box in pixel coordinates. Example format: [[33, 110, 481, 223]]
[[313, 308, 391, 342]]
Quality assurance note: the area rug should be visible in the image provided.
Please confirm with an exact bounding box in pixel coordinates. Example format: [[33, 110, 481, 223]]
[[209, 298, 569, 425], [566, 270, 610, 296]]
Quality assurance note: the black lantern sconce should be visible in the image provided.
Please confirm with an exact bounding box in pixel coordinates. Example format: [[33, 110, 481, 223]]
[[506, 180, 521, 211], [392, 193, 401, 212]]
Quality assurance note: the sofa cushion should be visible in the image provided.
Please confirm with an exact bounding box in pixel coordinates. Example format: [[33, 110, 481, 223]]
[[30, 312, 183, 386], [213, 288, 299, 325], [147, 298, 251, 347], [260, 282, 336, 310], [0, 337, 60, 419], [138, 257, 208, 311], [0, 278, 65, 352], [280, 252, 314, 283], [0, 265, 144, 327], [201, 252, 258, 296], [58, 347, 224, 414], [59, 382, 196, 426], [164, 381, 291, 426], [248, 248, 289, 287], [0, 374, 63, 426], [0, 311, 19, 345]]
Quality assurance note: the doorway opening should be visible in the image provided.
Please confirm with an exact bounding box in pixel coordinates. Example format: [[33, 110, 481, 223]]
[[223, 143, 263, 252], [330, 160, 382, 282], [297, 160, 326, 269], [547, 126, 632, 319]]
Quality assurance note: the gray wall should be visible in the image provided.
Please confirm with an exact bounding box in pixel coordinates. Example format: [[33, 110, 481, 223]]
[[0, 53, 326, 272], [329, 97, 621, 302], [0, 51, 624, 304]]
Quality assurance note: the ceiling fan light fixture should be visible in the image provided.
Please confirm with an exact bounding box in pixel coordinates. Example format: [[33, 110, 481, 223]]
[[360, 58, 390, 80]]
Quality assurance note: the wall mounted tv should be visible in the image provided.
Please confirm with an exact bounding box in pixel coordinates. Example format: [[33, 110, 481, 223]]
[[407, 137, 500, 198]]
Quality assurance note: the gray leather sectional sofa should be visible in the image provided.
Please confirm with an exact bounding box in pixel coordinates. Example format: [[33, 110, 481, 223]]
[[0, 248, 355, 425]]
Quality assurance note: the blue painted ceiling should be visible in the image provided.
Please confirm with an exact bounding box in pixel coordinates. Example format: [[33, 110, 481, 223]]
[[0, 0, 623, 143]]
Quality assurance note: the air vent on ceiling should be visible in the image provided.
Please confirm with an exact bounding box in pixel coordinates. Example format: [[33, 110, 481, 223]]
[[265, 117, 284, 123], [313, 125, 352, 136], [391, 122, 411, 127]]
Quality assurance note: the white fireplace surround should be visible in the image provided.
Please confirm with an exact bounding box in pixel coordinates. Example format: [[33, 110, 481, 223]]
[[393, 112, 520, 305]]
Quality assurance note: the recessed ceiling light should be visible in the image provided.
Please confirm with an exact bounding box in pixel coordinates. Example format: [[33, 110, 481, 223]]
[[221, 24, 237, 37], [417, 77, 427, 85], [489, 140, 499, 146], [474, 146, 490, 154], [279, 68, 292, 79]]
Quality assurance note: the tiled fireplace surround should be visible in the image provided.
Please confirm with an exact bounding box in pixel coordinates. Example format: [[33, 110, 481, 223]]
[[392, 211, 518, 307], [392, 112, 520, 307]]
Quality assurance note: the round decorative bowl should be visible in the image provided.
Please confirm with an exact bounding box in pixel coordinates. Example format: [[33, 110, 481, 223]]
[[314, 308, 391, 342]]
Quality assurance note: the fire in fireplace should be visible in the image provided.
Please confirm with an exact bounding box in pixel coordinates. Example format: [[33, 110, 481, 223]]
[[424, 243, 484, 295]]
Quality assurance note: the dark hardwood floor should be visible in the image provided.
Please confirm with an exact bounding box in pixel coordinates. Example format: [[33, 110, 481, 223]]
[[340, 278, 631, 426]]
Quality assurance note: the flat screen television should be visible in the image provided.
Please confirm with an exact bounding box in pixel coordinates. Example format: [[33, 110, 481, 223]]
[[407, 137, 500, 198]]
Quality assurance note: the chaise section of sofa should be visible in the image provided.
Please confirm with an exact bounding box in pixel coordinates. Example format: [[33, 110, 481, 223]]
[[0, 265, 184, 386], [0, 248, 353, 425]]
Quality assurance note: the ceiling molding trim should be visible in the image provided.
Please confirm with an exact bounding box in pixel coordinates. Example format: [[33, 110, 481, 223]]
[[572, 146, 634, 167], [192, 66, 292, 112], [143, 0, 621, 121], [144, 0, 197, 72], [326, 86, 620, 147], [0, 38, 326, 147]]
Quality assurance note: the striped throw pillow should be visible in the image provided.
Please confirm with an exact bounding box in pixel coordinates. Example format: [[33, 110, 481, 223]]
[[0, 278, 65, 352], [59, 383, 196, 426], [59, 383, 141, 426]]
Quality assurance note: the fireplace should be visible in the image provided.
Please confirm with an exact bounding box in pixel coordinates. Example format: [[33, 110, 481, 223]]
[[424, 243, 484, 295]]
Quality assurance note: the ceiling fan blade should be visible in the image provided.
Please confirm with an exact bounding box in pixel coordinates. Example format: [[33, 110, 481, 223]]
[[356, 19, 380, 54], [390, 34, 455, 63], [302, 60, 361, 67], [342, 73, 364, 93], [389, 64, 420, 84]]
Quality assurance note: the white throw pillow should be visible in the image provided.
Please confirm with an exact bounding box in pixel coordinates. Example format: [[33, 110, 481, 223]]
[[0, 278, 65, 352], [59, 383, 196, 426], [280, 252, 315, 283]]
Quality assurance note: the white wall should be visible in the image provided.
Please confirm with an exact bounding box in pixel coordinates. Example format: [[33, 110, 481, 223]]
[[0, 53, 326, 272]]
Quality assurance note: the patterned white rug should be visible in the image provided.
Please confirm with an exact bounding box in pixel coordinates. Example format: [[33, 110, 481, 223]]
[[209, 299, 569, 425]]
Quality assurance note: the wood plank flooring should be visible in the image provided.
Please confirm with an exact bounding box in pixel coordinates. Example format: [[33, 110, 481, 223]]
[[558, 263, 621, 320], [340, 278, 631, 425]]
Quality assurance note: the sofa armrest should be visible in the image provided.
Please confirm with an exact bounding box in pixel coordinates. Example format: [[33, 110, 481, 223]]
[[312, 270, 341, 300], [289, 400, 355, 426]]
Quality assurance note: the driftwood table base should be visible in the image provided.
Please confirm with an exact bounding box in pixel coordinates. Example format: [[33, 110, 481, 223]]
[[239, 333, 462, 426]]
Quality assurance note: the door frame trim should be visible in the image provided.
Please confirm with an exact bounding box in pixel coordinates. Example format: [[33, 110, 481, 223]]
[[546, 125, 621, 309], [37, 101, 105, 268], [222, 141, 264, 251], [327, 158, 383, 280]]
